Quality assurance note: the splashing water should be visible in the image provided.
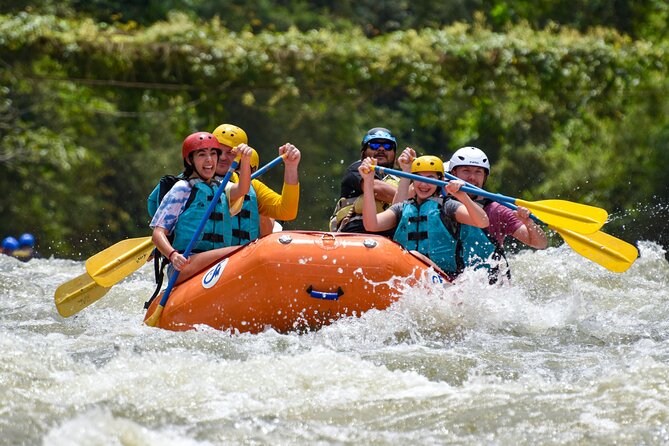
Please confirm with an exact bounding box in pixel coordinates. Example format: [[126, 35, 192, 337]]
[[1, 241, 668, 445]]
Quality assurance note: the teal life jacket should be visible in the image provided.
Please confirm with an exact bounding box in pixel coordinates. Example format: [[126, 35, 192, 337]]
[[393, 197, 463, 275], [459, 199, 510, 284], [221, 185, 260, 245], [171, 180, 226, 253]]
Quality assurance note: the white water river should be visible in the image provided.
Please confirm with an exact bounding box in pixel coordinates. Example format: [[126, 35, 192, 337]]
[[1, 241, 668, 445]]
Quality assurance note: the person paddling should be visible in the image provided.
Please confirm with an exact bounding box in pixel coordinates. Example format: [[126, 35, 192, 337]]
[[359, 150, 489, 279], [150, 132, 253, 284], [448, 147, 548, 283], [212, 123, 300, 241], [329, 127, 400, 236]]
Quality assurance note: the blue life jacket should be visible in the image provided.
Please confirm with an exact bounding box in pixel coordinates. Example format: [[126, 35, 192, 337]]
[[459, 199, 510, 284], [393, 197, 463, 275], [221, 185, 260, 245], [171, 180, 226, 253]]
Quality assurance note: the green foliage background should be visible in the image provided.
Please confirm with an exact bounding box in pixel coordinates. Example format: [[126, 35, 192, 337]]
[[1, 1, 667, 258]]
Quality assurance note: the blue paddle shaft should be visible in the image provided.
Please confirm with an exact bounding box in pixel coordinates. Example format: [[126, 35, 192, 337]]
[[376, 166, 518, 205], [441, 170, 544, 225]]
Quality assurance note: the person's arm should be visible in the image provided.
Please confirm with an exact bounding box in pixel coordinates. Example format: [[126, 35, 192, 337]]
[[447, 180, 489, 228], [393, 147, 416, 204], [359, 158, 399, 232], [259, 216, 276, 237], [254, 179, 300, 221], [228, 144, 253, 202], [152, 227, 188, 271], [279, 143, 300, 185], [372, 180, 398, 204], [149, 183, 191, 270], [512, 206, 548, 249]]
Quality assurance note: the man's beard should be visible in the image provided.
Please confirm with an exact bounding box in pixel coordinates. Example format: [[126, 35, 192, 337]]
[[375, 156, 395, 168]]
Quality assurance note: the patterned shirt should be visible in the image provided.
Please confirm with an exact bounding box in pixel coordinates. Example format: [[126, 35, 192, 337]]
[[150, 179, 193, 233]]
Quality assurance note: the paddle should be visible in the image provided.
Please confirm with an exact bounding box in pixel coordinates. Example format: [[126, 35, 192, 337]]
[[437, 170, 637, 271], [376, 166, 608, 235], [86, 236, 155, 287], [477, 197, 638, 273], [55, 272, 110, 317], [55, 237, 153, 318], [550, 225, 638, 272], [144, 153, 286, 327], [434, 168, 637, 272]]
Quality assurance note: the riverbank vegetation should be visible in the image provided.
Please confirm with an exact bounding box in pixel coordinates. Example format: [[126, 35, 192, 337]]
[[1, 1, 667, 257]]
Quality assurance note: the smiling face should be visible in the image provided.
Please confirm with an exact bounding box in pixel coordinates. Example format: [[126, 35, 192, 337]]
[[451, 165, 488, 189], [413, 171, 440, 201], [190, 148, 220, 180]]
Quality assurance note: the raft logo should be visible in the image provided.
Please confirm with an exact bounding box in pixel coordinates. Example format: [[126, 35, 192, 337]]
[[431, 273, 445, 284], [202, 258, 229, 289]]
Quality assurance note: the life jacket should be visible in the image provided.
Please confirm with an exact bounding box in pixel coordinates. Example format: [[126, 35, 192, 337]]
[[393, 197, 463, 276], [459, 199, 510, 284], [144, 177, 222, 309], [171, 180, 226, 253], [221, 185, 260, 245], [329, 174, 399, 232]]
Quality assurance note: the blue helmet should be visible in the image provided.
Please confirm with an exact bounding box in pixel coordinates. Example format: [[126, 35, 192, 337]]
[[19, 233, 35, 248], [361, 127, 397, 148], [2, 236, 19, 251]]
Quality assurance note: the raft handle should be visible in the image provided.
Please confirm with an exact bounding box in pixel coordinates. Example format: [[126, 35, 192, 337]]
[[306, 286, 344, 300]]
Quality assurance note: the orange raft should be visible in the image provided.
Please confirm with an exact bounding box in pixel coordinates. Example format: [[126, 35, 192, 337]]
[[144, 231, 449, 333]]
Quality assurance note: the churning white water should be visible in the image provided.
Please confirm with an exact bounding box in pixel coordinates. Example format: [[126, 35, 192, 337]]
[[1, 241, 668, 445]]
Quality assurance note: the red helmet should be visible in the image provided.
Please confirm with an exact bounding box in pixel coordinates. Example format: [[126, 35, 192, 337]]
[[182, 132, 223, 161]]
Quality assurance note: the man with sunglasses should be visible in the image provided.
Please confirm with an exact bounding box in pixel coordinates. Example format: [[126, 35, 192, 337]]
[[329, 127, 400, 236]]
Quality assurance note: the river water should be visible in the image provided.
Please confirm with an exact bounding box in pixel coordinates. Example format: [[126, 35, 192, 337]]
[[1, 240, 668, 445]]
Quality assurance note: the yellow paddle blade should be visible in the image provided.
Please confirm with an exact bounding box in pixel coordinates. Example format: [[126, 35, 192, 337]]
[[144, 304, 164, 327], [54, 273, 110, 317], [86, 237, 154, 287], [552, 226, 638, 273], [516, 199, 608, 235]]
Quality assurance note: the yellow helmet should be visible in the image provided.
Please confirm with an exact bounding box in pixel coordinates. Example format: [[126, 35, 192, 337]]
[[411, 155, 444, 176], [250, 148, 259, 169], [212, 124, 248, 148]]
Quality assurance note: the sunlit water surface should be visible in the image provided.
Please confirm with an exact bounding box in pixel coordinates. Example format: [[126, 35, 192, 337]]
[[1, 241, 668, 445]]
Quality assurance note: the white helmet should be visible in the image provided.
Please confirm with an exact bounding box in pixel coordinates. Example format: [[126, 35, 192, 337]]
[[449, 146, 490, 173]]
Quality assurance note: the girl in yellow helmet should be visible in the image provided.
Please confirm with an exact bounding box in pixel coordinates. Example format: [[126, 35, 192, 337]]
[[358, 148, 488, 278]]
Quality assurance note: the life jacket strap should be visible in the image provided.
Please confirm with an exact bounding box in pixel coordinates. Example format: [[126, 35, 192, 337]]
[[408, 231, 428, 241], [232, 229, 251, 240], [202, 233, 225, 243], [408, 215, 427, 223]]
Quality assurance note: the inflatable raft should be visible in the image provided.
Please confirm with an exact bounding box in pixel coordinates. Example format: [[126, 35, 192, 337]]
[[144, 231, 449, 333]]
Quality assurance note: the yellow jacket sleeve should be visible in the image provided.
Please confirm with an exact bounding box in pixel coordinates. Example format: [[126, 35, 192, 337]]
[[252, 179, 300, 221]]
